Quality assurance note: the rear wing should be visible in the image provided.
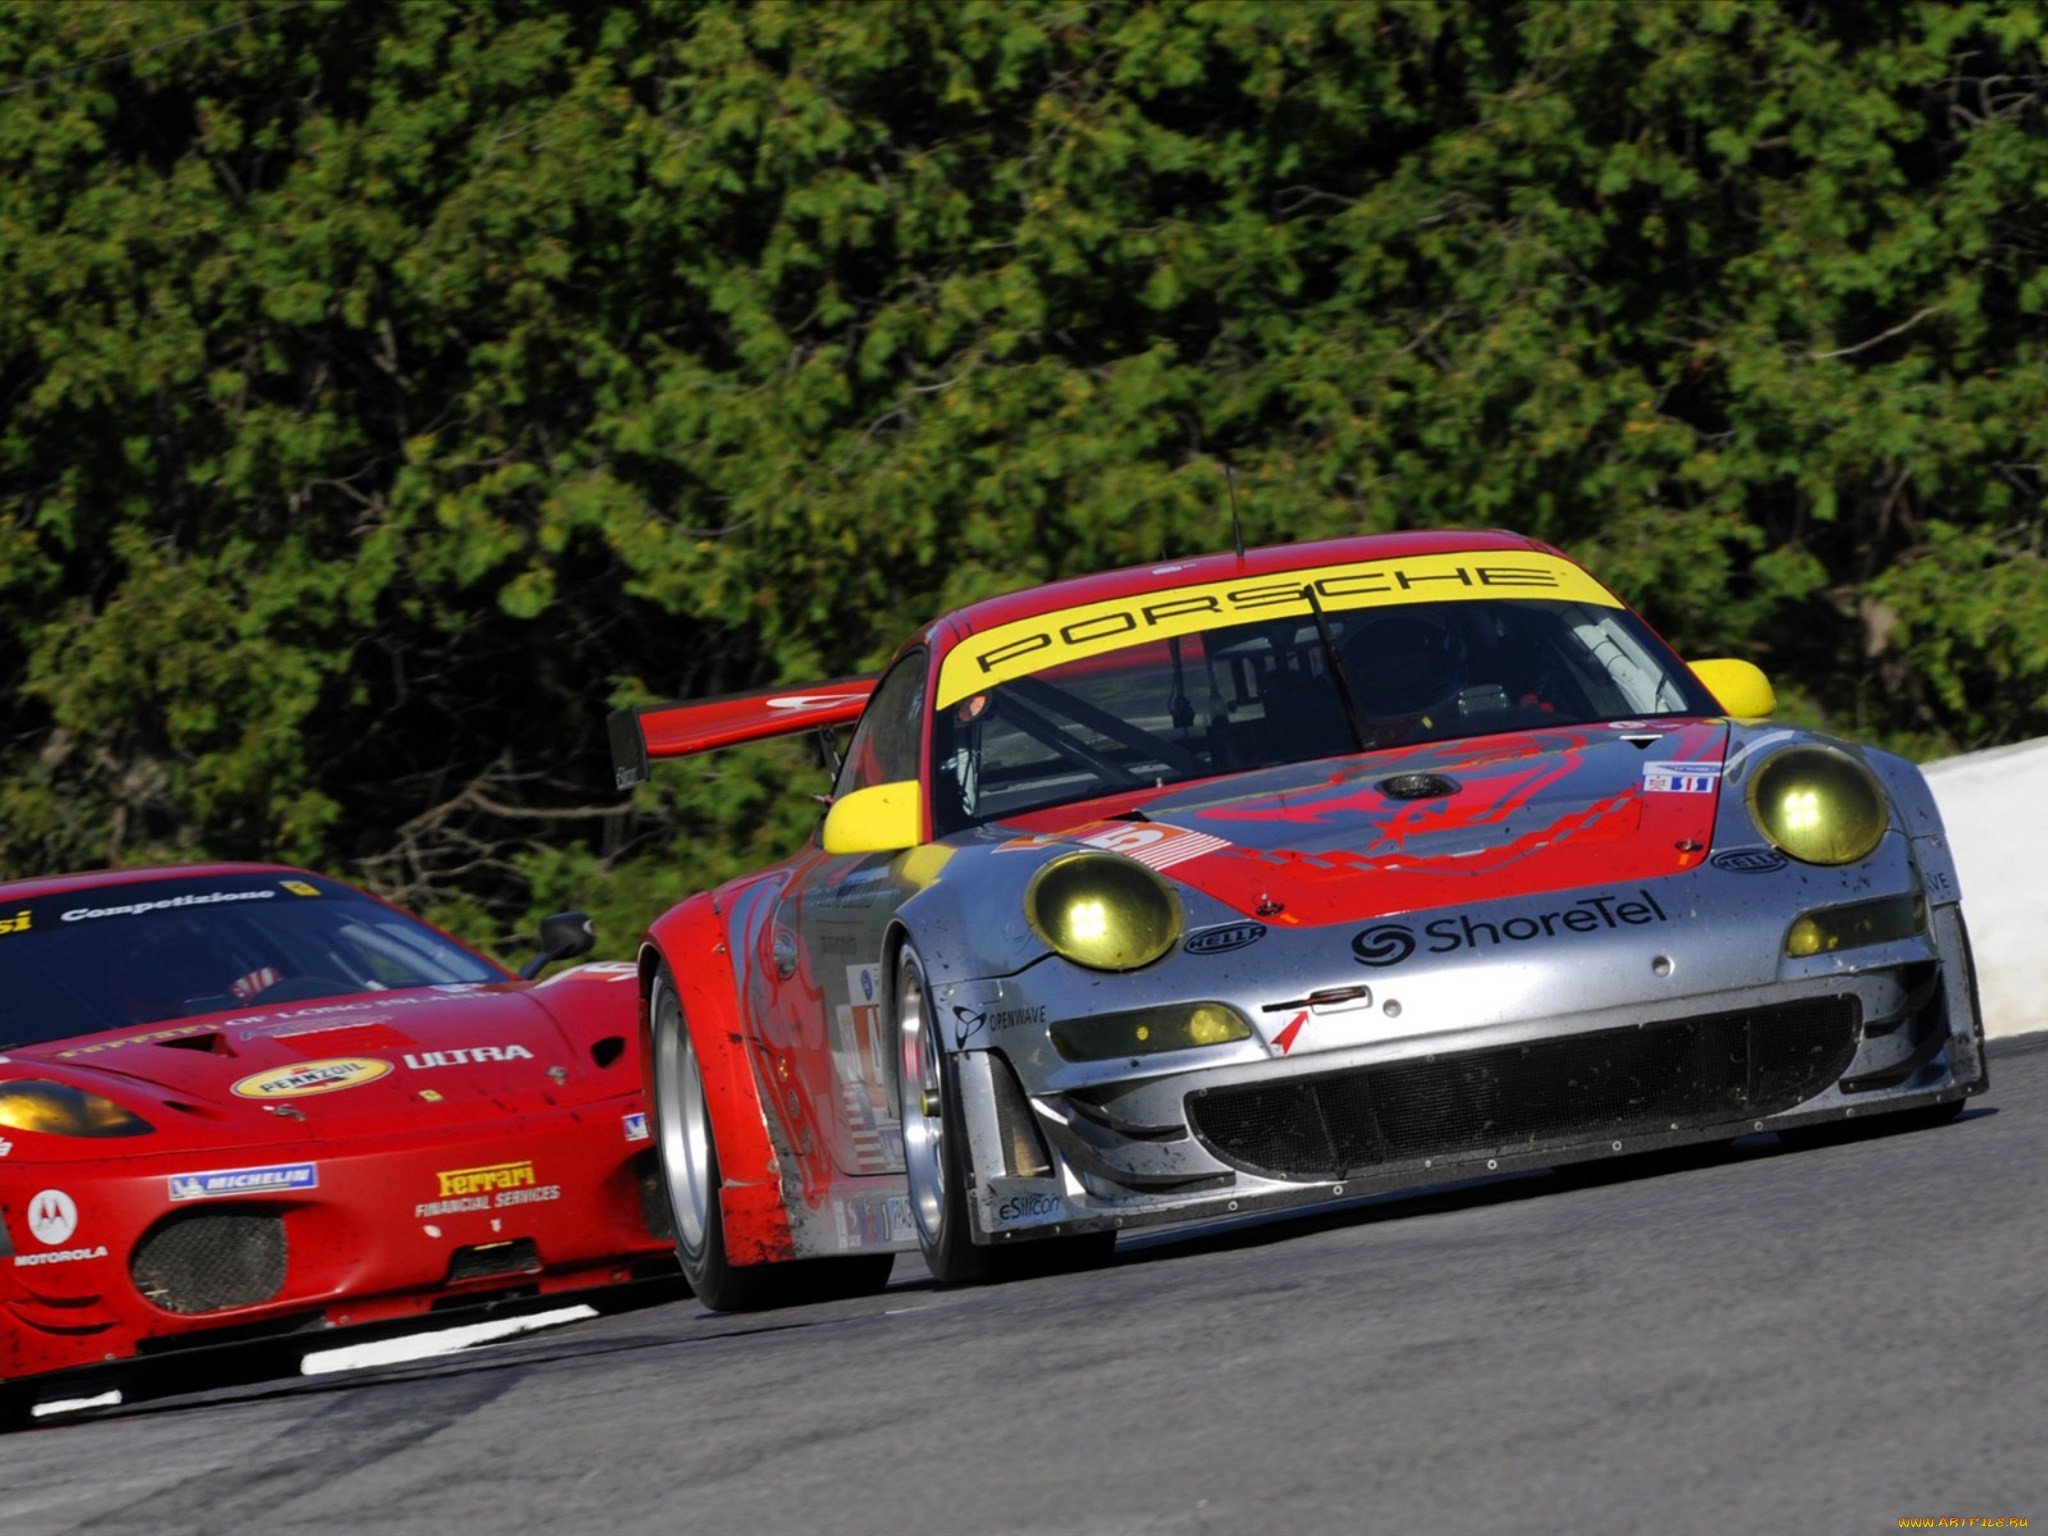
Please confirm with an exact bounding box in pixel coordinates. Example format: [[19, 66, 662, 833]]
[[608, 677, 877, 790]]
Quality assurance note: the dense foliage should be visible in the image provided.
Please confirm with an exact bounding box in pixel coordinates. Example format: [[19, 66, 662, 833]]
[[2, 0, 2043, 955]]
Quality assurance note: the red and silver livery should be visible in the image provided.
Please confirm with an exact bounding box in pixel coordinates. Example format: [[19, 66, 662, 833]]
[[615, 531, 1987, 1305]]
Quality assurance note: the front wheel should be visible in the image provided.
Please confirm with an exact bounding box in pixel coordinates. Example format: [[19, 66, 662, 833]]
[[897, 947, 988, 1284], [895, 947, 1116, 1284], [652, 962, 768, 1310], [651, 962, 893, 1310]]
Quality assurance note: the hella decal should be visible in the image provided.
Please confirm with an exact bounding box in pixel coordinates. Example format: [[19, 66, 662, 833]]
[[232, 1057, 394, 1099], [1711, 848, 1789, 874], [1185, 923, 1268, 955], [169, 1163, 318, 1201], [401, 1044, 535, 1069], [1353, 889, 1671, 968]]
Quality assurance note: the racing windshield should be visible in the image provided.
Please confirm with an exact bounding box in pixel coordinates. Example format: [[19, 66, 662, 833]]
[[928, 561, 1718, 834], [0, 872, 507, 1049]]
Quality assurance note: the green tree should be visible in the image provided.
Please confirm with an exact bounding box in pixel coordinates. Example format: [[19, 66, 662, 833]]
[[0, 1, 2041, 948]]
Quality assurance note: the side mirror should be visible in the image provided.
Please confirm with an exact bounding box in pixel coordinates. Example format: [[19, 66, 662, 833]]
[[1690, 658, 1777, 720], [822, 781, 923, 856], [519, 911, 596, 980]]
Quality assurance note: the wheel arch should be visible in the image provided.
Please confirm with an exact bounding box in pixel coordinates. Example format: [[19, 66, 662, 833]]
[[640, 896, 796, 1267]]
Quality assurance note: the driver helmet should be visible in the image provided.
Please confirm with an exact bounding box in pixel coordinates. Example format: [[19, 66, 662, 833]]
[[107, 921, 276, 1024]]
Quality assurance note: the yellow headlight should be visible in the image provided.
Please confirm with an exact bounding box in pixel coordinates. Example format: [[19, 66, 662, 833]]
[[1050, 1003, 1252, 1061], [0, 1080, 154, 1137], [1025, 853, 1184, 971], [1784, 893, 1926, 958], [1746, 747, 1889, 866]]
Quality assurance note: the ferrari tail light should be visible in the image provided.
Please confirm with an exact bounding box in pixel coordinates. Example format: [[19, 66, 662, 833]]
[[0, 1080, 154, 1138]]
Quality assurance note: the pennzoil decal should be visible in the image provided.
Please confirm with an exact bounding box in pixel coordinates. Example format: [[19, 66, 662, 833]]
[[937, 552, 1619, 707], [231, 1057, 393, 1099]]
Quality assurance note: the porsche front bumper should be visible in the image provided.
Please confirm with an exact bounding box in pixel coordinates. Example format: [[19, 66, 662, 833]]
[[944, 900, 1986, 1246]]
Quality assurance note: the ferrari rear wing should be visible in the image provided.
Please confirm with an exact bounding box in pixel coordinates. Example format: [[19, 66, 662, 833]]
[[608, 677, 877, 789]]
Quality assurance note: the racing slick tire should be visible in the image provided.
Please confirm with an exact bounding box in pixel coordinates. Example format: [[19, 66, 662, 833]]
[[895, 947, 1116, 1285], [650, 962, 890, 1311], [897, 945, 990, 1285]]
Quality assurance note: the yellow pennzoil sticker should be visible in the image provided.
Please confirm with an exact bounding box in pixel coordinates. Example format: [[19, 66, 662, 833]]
[[231, 1057, 393, 1099]]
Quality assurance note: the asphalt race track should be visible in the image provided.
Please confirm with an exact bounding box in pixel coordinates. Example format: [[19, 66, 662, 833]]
[[4, 1035, 2041, 1536]]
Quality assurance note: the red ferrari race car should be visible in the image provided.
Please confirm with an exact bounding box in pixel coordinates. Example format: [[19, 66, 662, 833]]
[[613, 529, 1983, 1308], [0, 864, 675, 1417]]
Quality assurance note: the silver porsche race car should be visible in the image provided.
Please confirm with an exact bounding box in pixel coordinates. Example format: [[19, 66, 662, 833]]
[[613, 530, 1987, 1306]]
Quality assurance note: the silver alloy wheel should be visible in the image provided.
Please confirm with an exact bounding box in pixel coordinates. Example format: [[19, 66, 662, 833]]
[[653, 976, 713, 1263], [897, 951, 947, 1249]]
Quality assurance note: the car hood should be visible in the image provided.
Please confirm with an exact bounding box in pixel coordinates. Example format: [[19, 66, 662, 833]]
[[1015, 718, 1734, 926], [5, 976, 627, 1152]]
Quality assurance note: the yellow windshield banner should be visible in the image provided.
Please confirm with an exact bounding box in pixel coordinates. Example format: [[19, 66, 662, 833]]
[[936, 551, 1619, 708]]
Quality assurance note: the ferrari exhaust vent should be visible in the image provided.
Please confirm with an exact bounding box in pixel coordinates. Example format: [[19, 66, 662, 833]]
[[445, 1238, 541, 1283], [132, 1211, 288, 1315], [1188, 997, 1860, 1181], [634, 1151, 675, 1243]]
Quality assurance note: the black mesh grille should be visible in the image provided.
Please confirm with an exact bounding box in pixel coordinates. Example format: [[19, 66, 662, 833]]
[[131, 1210, 288, 1315], [1189, 997, 1861, 1182]]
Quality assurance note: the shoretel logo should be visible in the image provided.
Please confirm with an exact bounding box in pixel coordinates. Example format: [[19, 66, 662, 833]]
[[1353, 890, 1671, 967]]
